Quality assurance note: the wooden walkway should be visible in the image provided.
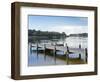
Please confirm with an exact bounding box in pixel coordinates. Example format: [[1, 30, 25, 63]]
[[31, 43, 86, 55], [30, 43, 88, 64], [31, 44, 85, 53], [31, 43, 68, 53]]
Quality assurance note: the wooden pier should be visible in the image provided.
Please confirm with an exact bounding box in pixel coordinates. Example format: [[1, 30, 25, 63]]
[[30, 43, 87, 64]]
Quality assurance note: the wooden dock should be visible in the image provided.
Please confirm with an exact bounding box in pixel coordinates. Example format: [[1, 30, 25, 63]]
[[31, 43, 86, 55], [30, 43, 88, 64], [31, 43, 68, 53]]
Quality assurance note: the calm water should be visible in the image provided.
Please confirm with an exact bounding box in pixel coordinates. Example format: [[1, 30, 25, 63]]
[[28, 36, 88, 66]]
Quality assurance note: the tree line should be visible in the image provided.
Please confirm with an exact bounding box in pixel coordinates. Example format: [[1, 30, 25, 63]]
[[28, 29, 67, 40]]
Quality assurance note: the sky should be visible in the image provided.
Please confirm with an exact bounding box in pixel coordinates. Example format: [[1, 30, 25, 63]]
[[28, 15, 88, 35]]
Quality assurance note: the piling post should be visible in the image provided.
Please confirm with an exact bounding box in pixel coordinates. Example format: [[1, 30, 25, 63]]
[[63, 41, 64, 46], [65, 43, 69, 53], [79, 53, 81, 59], [66, 43, 67, 47], [44, 44, 46, 60], [36, 43, 39, 59], [65, 51, 69, 65], [36, 43, 38, 51], [54, 45, 56, 64], [29, 43, 32, 52], [79, 44, 81, 49], [30, 43, 32, 48], [66, 44, 69, 65], [67, 46, 69, 53], [85, 48, 88, 63], [30, 43, 32, 54], [79, 44, 81, 59], [54, 45, 57, 54]]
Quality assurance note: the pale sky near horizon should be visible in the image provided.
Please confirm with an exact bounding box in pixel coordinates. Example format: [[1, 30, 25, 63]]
[[28, 15, 88, 35]]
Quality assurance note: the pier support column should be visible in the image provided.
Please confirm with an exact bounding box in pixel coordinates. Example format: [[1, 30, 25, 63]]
[[63, 41, 64, 47], [44, 44, 46, 61], [66, 44, 69, 65], [36, 43, 39, 59], [54, 45, 56, 64], [66, 52, 69, 65], [79, 44, 81, 59], [66, 43, 67, 48], [85, 48, 88, 63], [30, 43, 32, 54], [36, 43, 38, 51], [79, 44, 81, 49], [79, 54, 81, 59]]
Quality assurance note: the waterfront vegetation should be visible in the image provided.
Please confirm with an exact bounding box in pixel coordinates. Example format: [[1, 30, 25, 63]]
[[28, 29, 88, 43]]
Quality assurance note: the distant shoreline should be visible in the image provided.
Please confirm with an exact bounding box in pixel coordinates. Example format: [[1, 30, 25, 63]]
[[28, 29, 88, 43]]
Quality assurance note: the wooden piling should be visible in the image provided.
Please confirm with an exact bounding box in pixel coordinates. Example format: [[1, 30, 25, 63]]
[[79, 44, 81, 49], [36, 43, 38, 51], [66, 52, 69, 65], [30, 43, 32, 54], [79, 53, 81, 59], [66, 44, 69, 64], [66, 43, 67, 47], [67, 46, 69, 53], [54, 45, 56, 64], [54, 45, 56, 55], [36, 43, 39, 59], [63, 41, 64, 46], [79, 44, 81, 59], [44, 44, 46, 60], [85, 48, 88, 63]]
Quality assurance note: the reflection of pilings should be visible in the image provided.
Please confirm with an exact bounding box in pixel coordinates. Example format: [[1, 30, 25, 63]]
[[85, 48, 88, 63]]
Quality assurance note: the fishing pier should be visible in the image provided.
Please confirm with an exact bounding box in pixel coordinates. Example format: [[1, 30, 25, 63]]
[[29, 43, 88, 64]]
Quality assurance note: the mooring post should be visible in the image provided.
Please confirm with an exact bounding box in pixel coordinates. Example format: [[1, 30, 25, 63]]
[[79, 44, 81, 59], [66, 43, 67, 47], [63, 41, 64, 46], [36, 43, 38, 51], [66, 44, 69, 65], [85, 48, 88, 63], [79, 44, 81, 49], [44, 44, 46, 60], [30, 43, 32, 48], [44, 44, 46, 53], [54, 44, 56, 64], [67, 46, 69, 53], [79, 53, 81, 59], [30, 43, 32, 51], [65, 43, 68, 54], [36, 43, 39, 59], [65, 51, 69, 65], [30, 43, 32, 54]]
